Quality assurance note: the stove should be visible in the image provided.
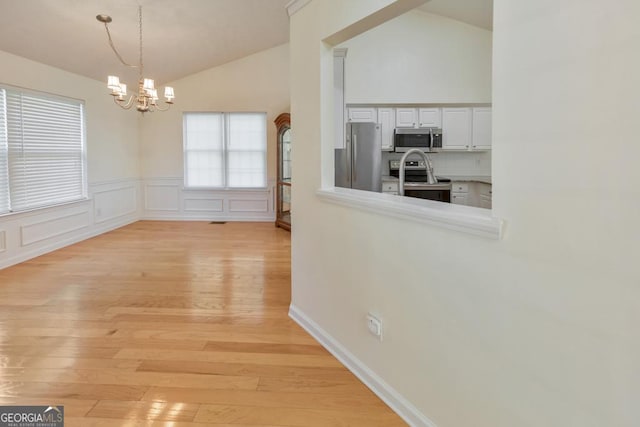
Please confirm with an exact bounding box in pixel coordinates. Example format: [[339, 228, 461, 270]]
[[389, 160, 451, 202]]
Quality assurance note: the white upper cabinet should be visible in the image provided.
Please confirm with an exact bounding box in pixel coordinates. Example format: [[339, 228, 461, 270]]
[[377, 108, 395, 151], [472, 107, 492, 150], [347, 107, 377, 123], [395, 108, 442, 128], [395, 108, 417, 128], [418, 108, 442, 128], [345, 105, 491, 151], [442, 108, 472, 150]]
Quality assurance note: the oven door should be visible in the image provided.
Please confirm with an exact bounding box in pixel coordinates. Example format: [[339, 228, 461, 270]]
[[403, 183, 451, 203]]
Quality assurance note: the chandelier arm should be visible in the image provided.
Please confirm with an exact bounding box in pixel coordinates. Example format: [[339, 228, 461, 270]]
[[152, 102, 171, 112], [114, 95, 136, 110], [103, 23, 138, 68], [100, 6, 174, 114]]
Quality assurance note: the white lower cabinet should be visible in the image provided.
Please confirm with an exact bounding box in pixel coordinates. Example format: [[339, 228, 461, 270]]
[[451, 181, 492, 208], [451, 181, 469, 206], [382, 180, 399, 195], [478, 182, 492, 209], [451, 193, 469, 205]]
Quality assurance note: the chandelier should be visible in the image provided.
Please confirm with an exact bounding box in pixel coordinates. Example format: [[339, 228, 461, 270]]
[[96, 6, 174, 113]]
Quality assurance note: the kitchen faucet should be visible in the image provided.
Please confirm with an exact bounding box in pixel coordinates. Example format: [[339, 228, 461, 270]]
[[398, 148, 437, 196]]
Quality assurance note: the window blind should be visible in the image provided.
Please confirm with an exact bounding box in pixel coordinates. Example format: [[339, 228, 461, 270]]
[[227, 113, 266, 188], [5, 89, 86, 211], [183, 112, 267, 189], [184, 112, 224, 188], [0, 89, 9, 214]]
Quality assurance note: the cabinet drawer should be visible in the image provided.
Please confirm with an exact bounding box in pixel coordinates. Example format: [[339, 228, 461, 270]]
[[452, 182, 469, 193], [451, 193, 468, 205], [382, 182, 399, 192]]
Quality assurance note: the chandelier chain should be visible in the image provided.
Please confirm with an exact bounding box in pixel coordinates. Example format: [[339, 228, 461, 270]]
[[99, 5, 174, 113], [102, 21, 137, 69], [138, 6, 143, 78]]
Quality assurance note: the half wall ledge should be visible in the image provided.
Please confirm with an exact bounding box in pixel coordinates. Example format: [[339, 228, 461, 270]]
[[316, 187, 504, 240]]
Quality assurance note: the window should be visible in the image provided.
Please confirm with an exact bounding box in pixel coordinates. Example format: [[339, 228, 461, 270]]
[[0, 85, 86, 215], [0, 89, 9, 214], [183, 112, 267, 189]]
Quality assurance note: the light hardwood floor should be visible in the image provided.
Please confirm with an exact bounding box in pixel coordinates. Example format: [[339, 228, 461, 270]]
[[0, 221, 406, 426]]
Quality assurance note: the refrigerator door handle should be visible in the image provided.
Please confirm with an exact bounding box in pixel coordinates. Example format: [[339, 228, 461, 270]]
[[345, 132, 351, 188], [352, 134, 357, 182]]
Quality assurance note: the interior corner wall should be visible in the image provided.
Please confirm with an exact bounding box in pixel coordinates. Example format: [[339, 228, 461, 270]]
[[0, 50, 141, 269], [138, 43, 290, 221], [290, 1, 639, 426], [340, 10, 492, 104]]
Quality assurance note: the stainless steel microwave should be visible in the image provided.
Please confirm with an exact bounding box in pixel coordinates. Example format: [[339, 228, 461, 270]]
[[394, 127, 442, 152]]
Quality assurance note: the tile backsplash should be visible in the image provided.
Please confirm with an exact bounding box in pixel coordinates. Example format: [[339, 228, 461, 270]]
[[381, 151, 491, 176]]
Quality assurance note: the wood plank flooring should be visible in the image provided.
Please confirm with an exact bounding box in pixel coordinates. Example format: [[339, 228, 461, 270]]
[[0, 221, 407, 426]]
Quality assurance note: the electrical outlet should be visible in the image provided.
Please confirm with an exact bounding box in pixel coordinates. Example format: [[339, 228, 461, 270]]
[[366, 313, 382, 340], [96, 208, 102, 217]]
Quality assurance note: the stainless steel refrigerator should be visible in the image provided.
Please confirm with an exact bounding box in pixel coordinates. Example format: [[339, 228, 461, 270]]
[[335, 122, 382, 192]]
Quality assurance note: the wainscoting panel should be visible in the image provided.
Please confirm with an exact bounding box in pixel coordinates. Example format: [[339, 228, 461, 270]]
[[228, 199, 269, 213], [21, 208, 91, 246], [142, 178, 275, 221], [145, 183, 180, 212], [183, 197, 224, 213], [0, 178, 141, 270], [0, 175, 276, 270], [94, 184, 138, 224]]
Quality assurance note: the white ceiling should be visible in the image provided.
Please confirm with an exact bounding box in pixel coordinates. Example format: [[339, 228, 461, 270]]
[[0, 0, 291, 85], [419, 0, 493, 30], [0, 0, 492, 86]]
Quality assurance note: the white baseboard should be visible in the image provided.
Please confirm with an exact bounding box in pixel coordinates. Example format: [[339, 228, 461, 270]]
[[288, 304, 437, 427], [141, 215, 276, 222]]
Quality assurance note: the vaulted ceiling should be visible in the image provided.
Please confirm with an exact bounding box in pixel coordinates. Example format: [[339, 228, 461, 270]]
[[0, 0, 492, 85], [419, 0, 493, 30], [0, 0, 291, 85]]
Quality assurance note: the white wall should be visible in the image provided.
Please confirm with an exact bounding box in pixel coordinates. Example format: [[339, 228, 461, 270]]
[[0, 50, 139, 183], [290, 1, 639, 427], [340, 10, 492, 104], [138, 44, 290, 221], [0, 50, 141, 269]]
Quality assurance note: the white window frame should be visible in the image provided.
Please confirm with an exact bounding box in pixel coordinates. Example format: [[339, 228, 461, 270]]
[[183, 112, 267, 190], [0, 84, 88, 216]]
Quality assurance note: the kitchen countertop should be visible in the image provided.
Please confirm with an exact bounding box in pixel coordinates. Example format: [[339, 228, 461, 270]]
[[442, 175, 492, 184], [382, 175, 492, 184]]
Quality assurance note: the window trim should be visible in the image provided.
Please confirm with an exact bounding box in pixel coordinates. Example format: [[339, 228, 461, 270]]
[[182, 111, 268, 190]]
